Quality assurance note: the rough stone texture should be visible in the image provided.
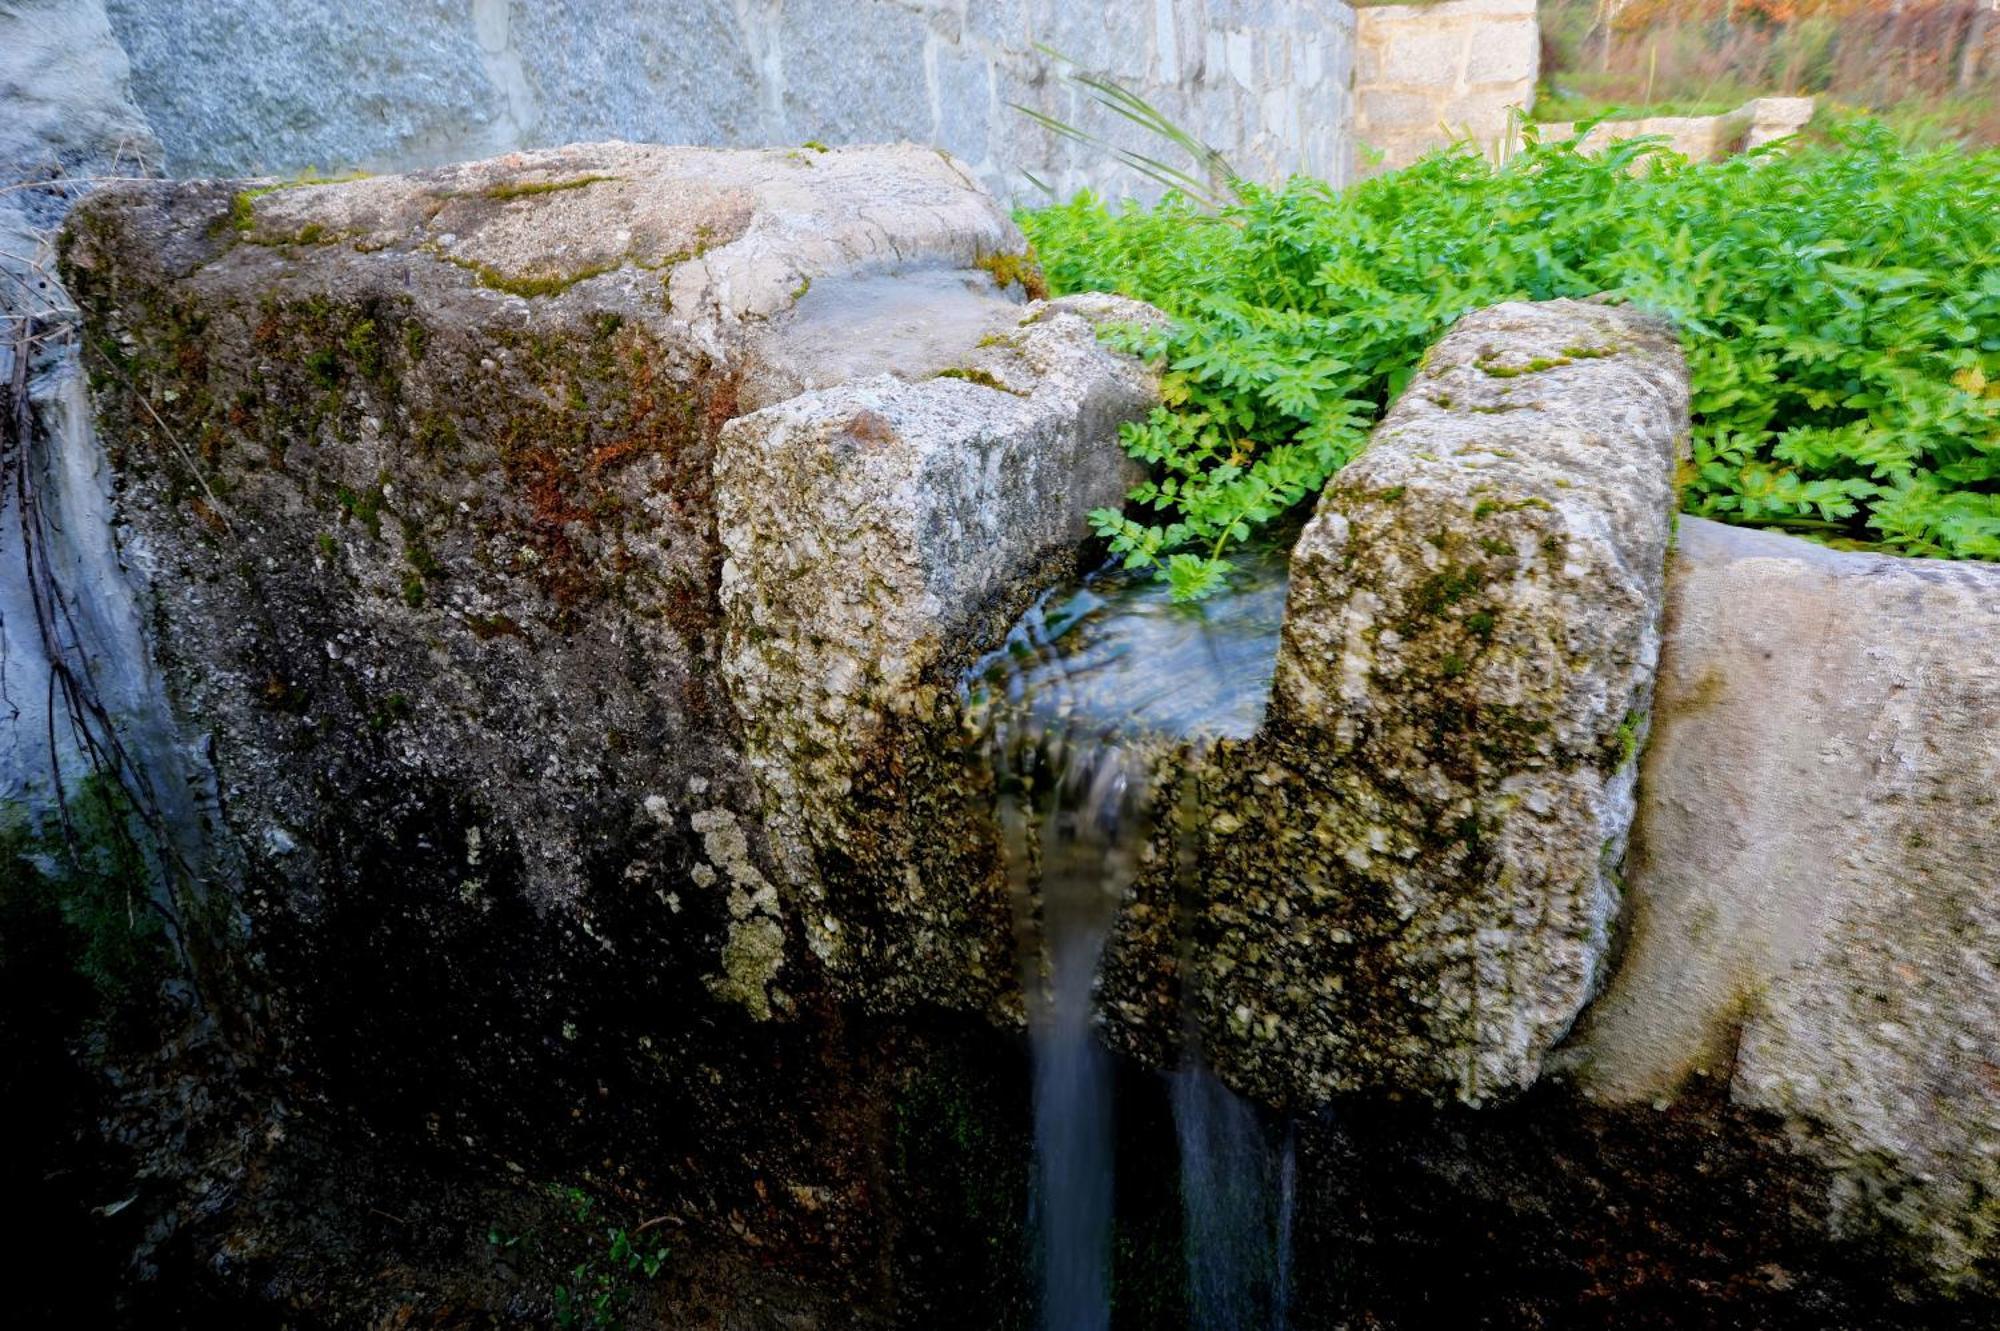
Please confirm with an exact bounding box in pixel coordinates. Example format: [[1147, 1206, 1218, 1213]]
[[40, 128, 2000, 1318], [1, 0, 161, 343], [99, 0, 1359, 204], [1562, 516, 2000, 1288], [104, 0, 508, 175], [505, 0, 765, 153], [49, 139, 1165, 1320], [1354, 0, 1540, 174], [56, 140, 1135, 1030], [1, 0, 158, 186], [717, 295, 1154, 1015], [1541, 96, 1817, 164], [1109, 300, 1687, 1108], [1743, 95, 1818, 149]]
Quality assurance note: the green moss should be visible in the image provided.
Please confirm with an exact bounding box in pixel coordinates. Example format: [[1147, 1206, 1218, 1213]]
[[335, 482, 385, 539], [801, 140, 830, 153], [369, 693, 414, 731], [304, 346, 342, 390], [440, 252, 620, 298], [932, 366, 1024, 395], [1610, 707, 1648, 768], [1378, 485, 1407, 502], [1472, 706, 1554, 767], [1474, 495, 1554, 519], [480, 174, 616, 201], [402, 321, 429, 363], [976, 249, 1050, 301], [315, 532, 338, 560], [0, 776, 168, 1008], [225, 169, 372, 236], [1478, 354, 1574, 379], [405, 532, 443, 581], [1466, 610, 1496, 640], [406, 411, 454, 459], [1413, 564, 1486, 617], [240, 219, 347, 247], [344, 318, 384, 381]]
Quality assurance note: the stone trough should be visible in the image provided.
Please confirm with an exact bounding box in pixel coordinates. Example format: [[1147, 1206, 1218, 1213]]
[[43, 142, 2000, 1313]]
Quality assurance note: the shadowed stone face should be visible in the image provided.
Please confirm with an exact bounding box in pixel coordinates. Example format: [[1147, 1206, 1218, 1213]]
[[41, 136, 1173, 1321]]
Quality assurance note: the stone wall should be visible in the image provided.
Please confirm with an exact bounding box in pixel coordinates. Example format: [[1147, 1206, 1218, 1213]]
[[104, 0, 1359, 204], [1353, 0, 1539, 174]]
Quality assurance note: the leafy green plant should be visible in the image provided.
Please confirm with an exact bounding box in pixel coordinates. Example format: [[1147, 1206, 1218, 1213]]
[[1022, 122, 2000, 598], [548, 1186, 669, 1330]]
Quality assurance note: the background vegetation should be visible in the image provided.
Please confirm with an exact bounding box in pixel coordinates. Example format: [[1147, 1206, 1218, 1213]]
[[1022, 124, 2000, 597], [1540, 0, 2000, 144]]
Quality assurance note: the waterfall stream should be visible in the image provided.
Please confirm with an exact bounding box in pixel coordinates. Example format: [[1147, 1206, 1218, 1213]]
[[1172, 1064, 1299, 1331], [965, 534, 1296, 1330]]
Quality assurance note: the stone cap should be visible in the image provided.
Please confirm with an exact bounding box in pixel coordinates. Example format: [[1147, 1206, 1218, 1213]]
[[181, 140, 1024, 352]]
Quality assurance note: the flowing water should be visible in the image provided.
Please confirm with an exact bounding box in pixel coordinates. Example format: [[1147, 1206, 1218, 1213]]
[[964, 535, 1298, 1330], [1172, 1064, 1299, 1331]]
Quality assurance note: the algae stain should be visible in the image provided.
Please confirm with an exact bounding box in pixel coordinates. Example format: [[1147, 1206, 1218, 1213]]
[[479, 174, 617, 202], [932, 367, 1027, 396], [976, 249, 1050, 301], [687, 807, 786, 1022]]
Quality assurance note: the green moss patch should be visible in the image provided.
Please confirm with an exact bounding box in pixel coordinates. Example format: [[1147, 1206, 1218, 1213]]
[[480, 174, 618, 202]]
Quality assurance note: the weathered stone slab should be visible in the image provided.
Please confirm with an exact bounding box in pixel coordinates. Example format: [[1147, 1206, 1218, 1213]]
[[1563, 516, 2000, 1286], [717, 295, 1156, 1013], [57, 141, 1137, 1037], [1742, 95, 1816, 149], [1124, 299, 1687, 1107], [1, 0, 167, 818], [1540, 97, 1816, 165]]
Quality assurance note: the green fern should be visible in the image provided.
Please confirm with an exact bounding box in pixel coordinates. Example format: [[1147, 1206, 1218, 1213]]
[[1024, 121, 2000, 598]]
